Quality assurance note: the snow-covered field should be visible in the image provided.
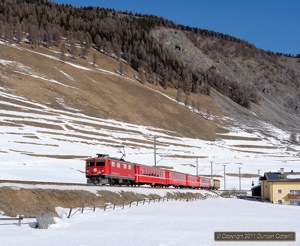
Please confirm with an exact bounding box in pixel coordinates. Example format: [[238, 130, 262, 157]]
[[0, 196, 299, 246]]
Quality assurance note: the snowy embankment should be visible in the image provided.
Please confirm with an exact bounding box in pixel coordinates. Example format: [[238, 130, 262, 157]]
[[0, 198, 299, 246]]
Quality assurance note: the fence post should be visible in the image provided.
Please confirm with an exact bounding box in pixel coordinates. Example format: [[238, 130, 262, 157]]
[[18, 215, 24, 226], [104, 205, 106, 211], [67, 208, 72, 218], [81, 206, 84, 213]]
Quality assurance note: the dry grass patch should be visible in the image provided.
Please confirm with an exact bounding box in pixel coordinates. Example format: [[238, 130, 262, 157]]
[[226, 173, 260, 178], [198, 174, 223, 178], [217, 134, 262, 141], [8, 120, 64, 131], [166, 154, 208, 159], [232, 145, 278, 149], [22, 135, 40, 139], [23, 153, 89, 159], [13, 141, 58, 147], [0, 121, 22, 127]]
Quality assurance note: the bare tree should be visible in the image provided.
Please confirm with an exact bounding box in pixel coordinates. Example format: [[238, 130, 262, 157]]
[[191, 100, 196, 112], [70, 39, 77, 58], [196, 101, 201, 114], [138, 68, 146, 84], [92, 53, 97, 67], [60, 42, 66, 61], [184, 94, 190, 108], [118, 58, 124, 75], [176, 90, 182, 103], [290, 132, 298, 144]]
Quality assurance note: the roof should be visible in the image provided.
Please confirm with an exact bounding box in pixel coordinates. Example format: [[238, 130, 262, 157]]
[[260, 171, 300, 182], [251, 184, 261, 190]]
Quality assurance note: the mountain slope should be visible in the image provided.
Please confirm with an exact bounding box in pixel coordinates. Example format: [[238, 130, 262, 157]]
[[151, 27, 300, 128], [0, 41, 221, 140], [1, 40, 300, 191]]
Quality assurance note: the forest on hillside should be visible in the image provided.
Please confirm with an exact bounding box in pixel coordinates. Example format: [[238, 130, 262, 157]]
[[0, 0, 299, 109]]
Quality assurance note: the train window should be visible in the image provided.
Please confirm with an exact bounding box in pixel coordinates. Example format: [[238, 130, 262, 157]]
[[96, 161, 105, 166], [128, 164, 131, 170], [86, 161, 94, 166], [117, 163, 120, 168], [111, 161, 115, 167], [123, 164, 127, 169]]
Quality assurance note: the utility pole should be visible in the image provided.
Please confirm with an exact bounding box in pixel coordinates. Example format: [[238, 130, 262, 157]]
[[223, 165, 226, 190], [196, 158, 199, 177], [238, 167, 241, 191], [258, 169, 260, 176], [153, 136, 157, 167]]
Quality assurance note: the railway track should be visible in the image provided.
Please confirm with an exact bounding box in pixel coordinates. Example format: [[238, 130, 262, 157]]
[[0, 180, 101, 187], [0, 180, 179, 190], [0, 180, 220, 193]]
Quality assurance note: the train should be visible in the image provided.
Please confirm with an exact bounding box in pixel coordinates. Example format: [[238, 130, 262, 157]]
[[86, 154, 220, 190]]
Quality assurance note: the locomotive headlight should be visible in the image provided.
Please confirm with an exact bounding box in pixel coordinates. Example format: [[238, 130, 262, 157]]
[[93, 168, 97, 172]]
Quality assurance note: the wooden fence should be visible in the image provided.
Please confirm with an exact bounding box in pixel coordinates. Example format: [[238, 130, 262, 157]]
[[0, 193, 219, 225], [67, 193, 218, 218], [0, 215, 24, 226]]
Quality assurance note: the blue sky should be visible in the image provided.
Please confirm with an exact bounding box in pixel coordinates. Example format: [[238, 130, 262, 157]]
[[51, 0, 299, 55]]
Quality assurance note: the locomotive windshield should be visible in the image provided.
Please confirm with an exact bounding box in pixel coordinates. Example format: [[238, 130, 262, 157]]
[[96, 161, 105, 166], [86, 161, 95, 166]]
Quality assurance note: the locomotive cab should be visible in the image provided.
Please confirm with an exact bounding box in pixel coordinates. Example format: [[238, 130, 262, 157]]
[[86, 154, 109, 184]]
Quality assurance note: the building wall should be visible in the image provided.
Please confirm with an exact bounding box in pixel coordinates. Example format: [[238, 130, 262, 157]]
[[269, 182, 300, 205], [261, 180, 270, 200]]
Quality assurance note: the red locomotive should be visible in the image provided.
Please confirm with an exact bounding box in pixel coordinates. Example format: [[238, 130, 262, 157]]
[[86, 154, 220, 190]]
